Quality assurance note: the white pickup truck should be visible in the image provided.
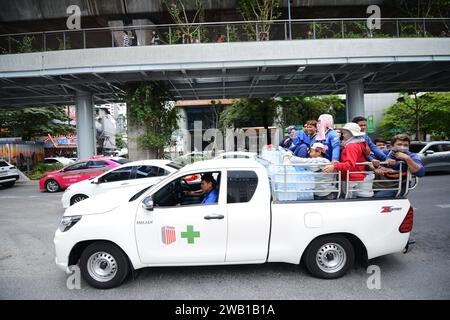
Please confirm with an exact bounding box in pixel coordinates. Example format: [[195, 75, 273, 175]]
[[54, 158, 415, 289]]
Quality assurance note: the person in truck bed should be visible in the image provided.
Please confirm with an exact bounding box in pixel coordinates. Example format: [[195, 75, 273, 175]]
[[372, 133, 425, 198], [315, 114, 340, 162], [282, 143, 337, 200], [323, 122, 371, 198]]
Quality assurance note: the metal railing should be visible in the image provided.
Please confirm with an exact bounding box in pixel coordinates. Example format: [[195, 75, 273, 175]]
[[258, 158, 419, 202], [0, 18, 448, 55]]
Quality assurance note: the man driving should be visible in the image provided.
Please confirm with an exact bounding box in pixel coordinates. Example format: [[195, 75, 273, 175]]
[[184, 174, 219, 204]]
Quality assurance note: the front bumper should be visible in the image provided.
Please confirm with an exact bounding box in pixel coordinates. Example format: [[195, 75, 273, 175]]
[[54, 229, 73, 273], [0, 174, 19, 182], [403, 237, 416, 254]]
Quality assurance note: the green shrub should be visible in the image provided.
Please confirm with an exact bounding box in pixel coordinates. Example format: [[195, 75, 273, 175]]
[[28, 163, 64, 180]]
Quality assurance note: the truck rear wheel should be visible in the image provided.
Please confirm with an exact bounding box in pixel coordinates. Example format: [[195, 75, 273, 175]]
[[80, 241, 129, 289], [304, 235, 354, 279]]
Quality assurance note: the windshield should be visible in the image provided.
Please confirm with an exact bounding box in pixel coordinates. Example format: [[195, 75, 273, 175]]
[[129, 185, 153, 202]]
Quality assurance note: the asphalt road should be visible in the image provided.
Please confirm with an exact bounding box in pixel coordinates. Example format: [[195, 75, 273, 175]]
[[0, 174, 449, 300]]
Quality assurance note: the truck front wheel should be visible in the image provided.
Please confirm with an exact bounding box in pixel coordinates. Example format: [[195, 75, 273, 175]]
[[80, 241, 129, 289], [304, 235, 354, 279]]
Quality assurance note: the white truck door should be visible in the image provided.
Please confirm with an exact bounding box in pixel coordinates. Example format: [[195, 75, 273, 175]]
[[225, 169, 271, 263], [135, 170, 227, 265]]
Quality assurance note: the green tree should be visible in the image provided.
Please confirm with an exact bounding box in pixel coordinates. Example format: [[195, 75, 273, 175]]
[[0, 106, 74, 140], [220, 98, 278, 144], [238, 0, 282, 40], [125, 83, 179, 158], [277, 95, 345, 129], [163, 0, 205, 43], [115, 133, 125, 150], [380, 92, 450, 140]]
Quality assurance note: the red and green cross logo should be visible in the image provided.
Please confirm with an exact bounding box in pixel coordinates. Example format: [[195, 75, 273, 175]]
[[181, 225, 200, 244]]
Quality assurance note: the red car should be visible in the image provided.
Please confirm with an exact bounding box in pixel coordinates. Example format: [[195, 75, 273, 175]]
[[39, 156, 128, 193]]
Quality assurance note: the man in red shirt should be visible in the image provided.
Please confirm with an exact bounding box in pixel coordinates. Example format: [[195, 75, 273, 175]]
[[323, 122, 370, 198]]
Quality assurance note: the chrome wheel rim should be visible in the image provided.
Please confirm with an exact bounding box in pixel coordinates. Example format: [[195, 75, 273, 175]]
[[316, 243, 347, 273], [87, 251, 118, 282], [46, 180, 59, 192]]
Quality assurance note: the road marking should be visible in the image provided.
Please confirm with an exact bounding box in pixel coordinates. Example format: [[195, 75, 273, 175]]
[[435, 204, 450, 209]]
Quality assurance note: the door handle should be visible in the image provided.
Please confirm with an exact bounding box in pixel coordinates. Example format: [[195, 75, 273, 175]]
[[120, 182, 130, 186], [204, 214, 224, 220]]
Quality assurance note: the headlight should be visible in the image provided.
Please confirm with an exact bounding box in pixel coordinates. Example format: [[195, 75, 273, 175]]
[[59, 215, 81, 232]]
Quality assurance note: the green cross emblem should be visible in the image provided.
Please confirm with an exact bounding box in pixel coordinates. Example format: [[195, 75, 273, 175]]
[[181, 225, 200, 244]]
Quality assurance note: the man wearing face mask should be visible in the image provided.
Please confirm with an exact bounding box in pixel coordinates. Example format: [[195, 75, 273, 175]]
[[279, 125, 297, 149], [373, 133, 425, 198]]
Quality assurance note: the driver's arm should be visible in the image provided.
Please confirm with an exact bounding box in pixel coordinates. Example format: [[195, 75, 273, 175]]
[[184, 189, 205, 196]]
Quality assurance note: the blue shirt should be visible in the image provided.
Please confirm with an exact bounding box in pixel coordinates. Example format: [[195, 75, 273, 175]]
[[365, 135, 387, 161], [316, 129, 340, 161], [382, 149, 426, 177], [202, 188, 219, 204], [279, 136, 293, 149], [279, 130, 310, 152]]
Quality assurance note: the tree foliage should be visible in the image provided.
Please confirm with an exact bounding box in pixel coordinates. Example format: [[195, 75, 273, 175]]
[[115, 133, 126, 150], [219, 95, 345, 145], [380, 92, 450, 140], [0, 106, 74, 140], [125, 83, 179, 158], [238, 0, 282, 40], [277, 96, 345, 129], [220, 98, 278, 144], [163, 0, 205, 43], [388, 0, 450, 18]]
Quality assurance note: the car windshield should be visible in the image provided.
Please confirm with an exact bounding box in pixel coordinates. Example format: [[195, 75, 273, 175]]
[[0, 161, 9, 167], [129, 185, 153, 202]]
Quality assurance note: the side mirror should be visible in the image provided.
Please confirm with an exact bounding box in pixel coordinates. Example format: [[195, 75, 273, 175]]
[[142, 196, 154, 211], [424, 150, 435, 156], [91, 177, 100, 184]]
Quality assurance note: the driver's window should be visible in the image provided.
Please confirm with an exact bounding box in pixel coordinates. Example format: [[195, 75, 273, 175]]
[[152, 171, 221, 208]]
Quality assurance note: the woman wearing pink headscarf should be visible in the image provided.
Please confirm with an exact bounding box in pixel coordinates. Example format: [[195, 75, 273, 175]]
[[316, 114, 340, 162]]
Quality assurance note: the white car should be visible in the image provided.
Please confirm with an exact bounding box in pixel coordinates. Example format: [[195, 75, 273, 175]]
[[44, 157, 75, 166], [54, 159, 416, 289], [213, 151, 257, 160], [0, 159, 20, 188], [61, 160, 181, 208]]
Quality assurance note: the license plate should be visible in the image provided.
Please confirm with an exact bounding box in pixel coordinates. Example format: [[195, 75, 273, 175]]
[[0, 171, 7, 176]]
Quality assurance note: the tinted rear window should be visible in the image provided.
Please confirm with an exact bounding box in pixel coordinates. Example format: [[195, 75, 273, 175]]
[[44, 159, 58, 164], [112, 158, 129, 164], [227, 170, 258, 203], [0, 161, 8, 167], [409, 144, 426, 153]]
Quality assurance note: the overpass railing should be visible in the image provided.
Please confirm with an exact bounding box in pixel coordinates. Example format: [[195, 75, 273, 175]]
[[0, 18, 449, 55]]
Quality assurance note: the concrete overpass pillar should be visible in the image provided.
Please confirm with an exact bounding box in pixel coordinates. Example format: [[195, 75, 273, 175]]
[[76, 91, 96, 159], [345, 80, 365, 122]]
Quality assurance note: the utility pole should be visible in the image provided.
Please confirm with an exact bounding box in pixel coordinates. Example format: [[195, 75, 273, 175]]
[[288, 0, 292, 40]]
